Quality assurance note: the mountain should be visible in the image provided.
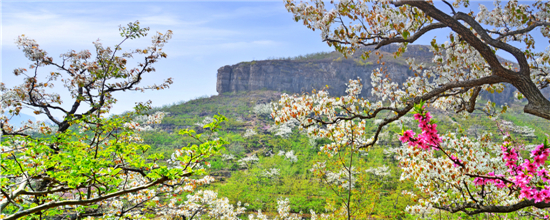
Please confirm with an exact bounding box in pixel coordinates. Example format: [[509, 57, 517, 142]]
[[217, 45, 425, 98], [137, 45, 550, 218], [216, 44, 546, 105]]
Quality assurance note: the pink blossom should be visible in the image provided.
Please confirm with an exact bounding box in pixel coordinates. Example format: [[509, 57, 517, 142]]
[[534, 190, 544, 203], [399, 130, 415, 143], [535, 155, 546, 166], [417, 141, 429, 150], [425, 112, 432, 121], [494, 180, 505, 188], [539, 169, 549, 178], [450, 155, 463, 168], [541, 188, 550, 199], [520, 187, 534, 200], [531, 144, 545, 156], [418, 121, 428, 130], [523, 160, 538, 174]]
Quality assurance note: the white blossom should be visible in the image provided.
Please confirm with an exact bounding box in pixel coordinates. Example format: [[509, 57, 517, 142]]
[[237, 154, 259, 169], [243, 128, 257, 138], [195, 116, 213, 127], [365, 165, 391, 177], [253, 103, 272, 116], [277, 150, 298, 163]]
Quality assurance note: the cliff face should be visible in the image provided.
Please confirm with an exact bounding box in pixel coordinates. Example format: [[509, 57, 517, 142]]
[[217, 45, 431, 99], [216, 45, 528, 104], [217, 59, 411, 98]]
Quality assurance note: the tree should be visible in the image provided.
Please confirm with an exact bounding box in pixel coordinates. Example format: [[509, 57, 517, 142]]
[[273, 0, 550, 217], [309, 148, 390, 220], [0, 21, 238, 219]]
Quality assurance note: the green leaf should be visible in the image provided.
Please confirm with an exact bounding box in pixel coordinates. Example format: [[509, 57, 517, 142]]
[[111, 168, 122, 176], [402, 30, 410, 40]]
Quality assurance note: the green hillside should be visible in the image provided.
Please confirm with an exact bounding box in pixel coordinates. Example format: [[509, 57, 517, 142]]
[[141, 90, 548, 219]]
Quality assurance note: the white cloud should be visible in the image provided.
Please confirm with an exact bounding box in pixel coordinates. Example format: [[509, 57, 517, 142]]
[[2, 11, 124, 48]]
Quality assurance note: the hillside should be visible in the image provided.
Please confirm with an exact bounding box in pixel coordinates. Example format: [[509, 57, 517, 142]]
[[141, 90, 549, 218]]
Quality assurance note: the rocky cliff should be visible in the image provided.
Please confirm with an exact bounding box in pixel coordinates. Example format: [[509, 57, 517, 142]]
[[216, 45, 532, 104]]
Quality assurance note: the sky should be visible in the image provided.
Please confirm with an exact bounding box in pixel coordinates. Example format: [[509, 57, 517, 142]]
[[2, 0, 336, 121], [1, 0, 547, 121]]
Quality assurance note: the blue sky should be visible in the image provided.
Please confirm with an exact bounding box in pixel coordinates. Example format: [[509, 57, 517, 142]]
[[1, 1, 546, 121], [2, 1, 335, 120]]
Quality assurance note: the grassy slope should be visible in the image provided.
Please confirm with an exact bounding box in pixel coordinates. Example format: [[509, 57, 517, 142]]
[[142, 90, 548, 219]]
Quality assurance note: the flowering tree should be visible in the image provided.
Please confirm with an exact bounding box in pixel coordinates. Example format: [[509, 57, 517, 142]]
[[273, 0, 550, 216], [0, 22, 236, 219], [247, 198, 303, 220], [394, 104, 550, 217]]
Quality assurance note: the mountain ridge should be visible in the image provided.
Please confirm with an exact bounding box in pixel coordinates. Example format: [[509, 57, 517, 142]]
[[216, 44, 536, 105]]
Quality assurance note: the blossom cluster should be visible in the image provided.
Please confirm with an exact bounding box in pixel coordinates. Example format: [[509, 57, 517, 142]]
[[261, 168, 281, 178], [400, 111, 439, 150], [195, 116, 214, 127], [271, 79, 374, 158], [399, 106, 464, 168], [253, 103, 272, 117], [15, 34, 50, 62], [392, 107, 499, 214], [364, 165, 391, 177], [237, 154, 259, 169], [277, 150, 298, 163], [165, 190, 247, 219], [268, 118, 298, 138], [499, 120, 536, 138], [402, 107, 550, 207], [395, 106, 550, 217], [474, 142, 550, 203], [222, 154, 236, 161], [243, 128, 257, 138], [247, 198, 303, 220]]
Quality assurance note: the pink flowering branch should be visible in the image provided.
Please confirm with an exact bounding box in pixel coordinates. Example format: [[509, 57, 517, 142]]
[[401, 104, 550, 216], [399, 104, 464, 169]]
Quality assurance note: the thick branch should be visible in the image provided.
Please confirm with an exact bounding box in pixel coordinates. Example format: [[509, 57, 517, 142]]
[[323, 22, 447, 50], [396, 1, 550, 121], [303, 75, 506, 149], [394, 1, 508, 77], [495, 21, 550, 41], [365, 75, 505, 148], [436, 199, 550, 215], [515, 75, 550, 120], [375, 22, 447, 49], [0, 181, 27, 212], [18, 186, 73, 196], [454, 12, 529, 74]]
